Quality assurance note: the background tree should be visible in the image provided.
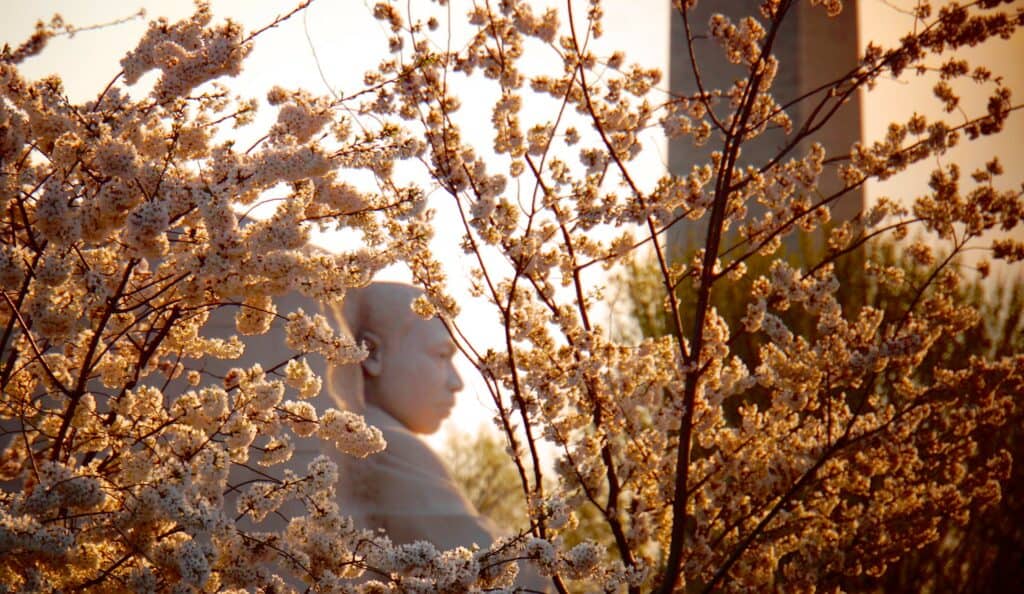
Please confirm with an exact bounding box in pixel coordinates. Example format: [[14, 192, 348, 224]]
[[618, 238, 1024, 592], [444, 427, 530, 534]]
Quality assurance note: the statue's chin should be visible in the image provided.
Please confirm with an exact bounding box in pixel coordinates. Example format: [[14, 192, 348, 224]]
[[410, 414, 447, 435], [412, 421, 441, 435]]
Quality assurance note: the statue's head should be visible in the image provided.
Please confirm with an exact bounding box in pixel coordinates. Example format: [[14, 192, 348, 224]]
[[341, 282, 463, 434]]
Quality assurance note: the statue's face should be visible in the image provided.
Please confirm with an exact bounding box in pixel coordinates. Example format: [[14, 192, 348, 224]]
[[374, 316, 463, 434]]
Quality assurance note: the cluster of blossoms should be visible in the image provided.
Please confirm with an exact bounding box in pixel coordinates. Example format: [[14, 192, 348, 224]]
[[2, 0, 1023, 592], [0, 3, 560, 592]]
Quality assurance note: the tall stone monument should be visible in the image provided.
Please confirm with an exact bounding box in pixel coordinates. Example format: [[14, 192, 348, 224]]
[[666, 0, 863, 255]]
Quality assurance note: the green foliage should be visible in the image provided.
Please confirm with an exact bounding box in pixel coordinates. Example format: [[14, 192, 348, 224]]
[[443, 427, 530, 534], [623, 232, 863, 357], [444, 428, 620, 560]]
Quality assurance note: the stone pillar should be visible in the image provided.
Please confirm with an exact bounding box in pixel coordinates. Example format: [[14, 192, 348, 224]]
[[666, 0, 863, 256]]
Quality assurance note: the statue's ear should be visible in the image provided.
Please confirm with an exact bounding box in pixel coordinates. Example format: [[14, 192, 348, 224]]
[[360, 331, 383, 377]]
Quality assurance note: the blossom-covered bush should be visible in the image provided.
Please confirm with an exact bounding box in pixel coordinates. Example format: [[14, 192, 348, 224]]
[[0, 4, 482, 591], [618, 236, 1024, 592], [2, 0, 1023, 593], [364, 1, 1024, 592]]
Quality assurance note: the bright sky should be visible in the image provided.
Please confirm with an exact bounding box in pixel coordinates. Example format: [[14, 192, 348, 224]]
[[858, 0, 1024, 275], [3, 1, 1021, 447]]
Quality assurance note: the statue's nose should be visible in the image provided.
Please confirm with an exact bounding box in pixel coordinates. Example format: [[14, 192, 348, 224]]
[[447, 363, 464, 392]]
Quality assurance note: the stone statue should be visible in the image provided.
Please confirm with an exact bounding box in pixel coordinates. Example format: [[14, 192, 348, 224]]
[[218, 281, 546, 588], [336, 282, 495, 551], [337, 283, 550, 591]]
